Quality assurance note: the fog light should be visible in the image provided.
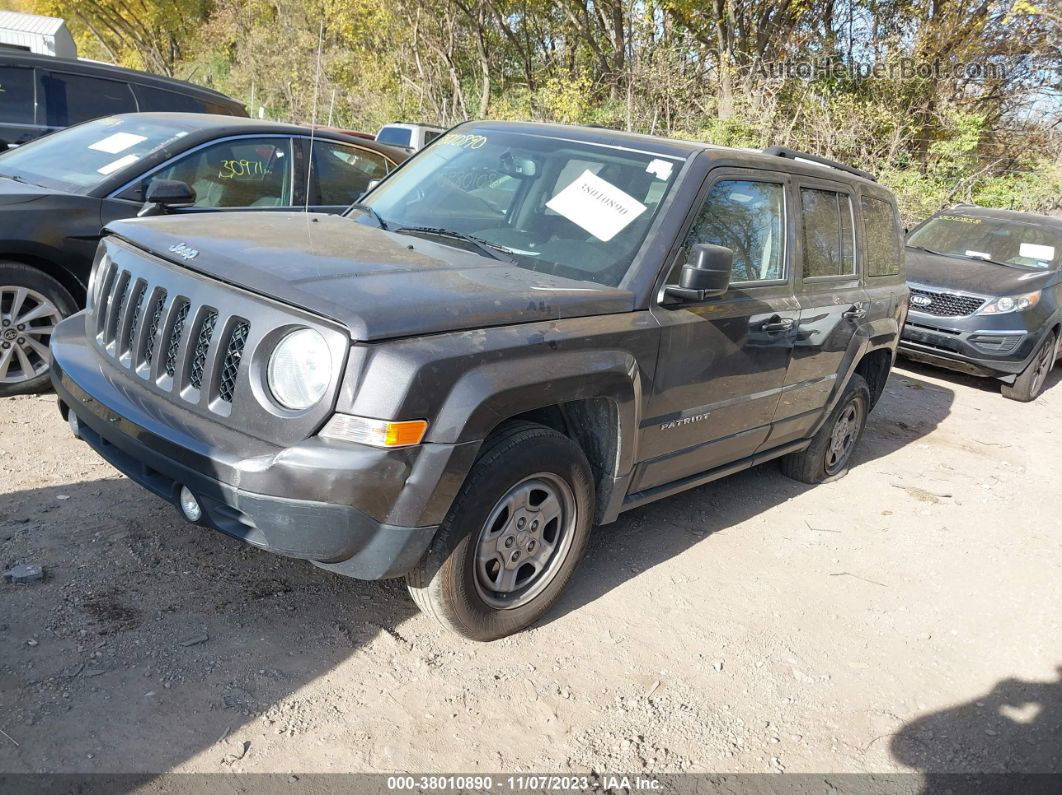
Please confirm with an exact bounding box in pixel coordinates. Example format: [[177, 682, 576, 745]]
[[178, 486, 202, 522], [67, 410, 80, 439]]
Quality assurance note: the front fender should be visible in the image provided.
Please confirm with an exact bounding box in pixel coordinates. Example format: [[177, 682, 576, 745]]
[[432, 347, 642, 475]]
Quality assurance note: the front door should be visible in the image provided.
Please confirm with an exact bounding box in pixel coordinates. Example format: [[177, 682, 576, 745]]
[[635, 171, 798, 492], [769, 178, 868, 447]]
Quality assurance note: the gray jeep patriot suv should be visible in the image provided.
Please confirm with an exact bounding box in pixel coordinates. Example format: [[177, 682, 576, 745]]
[[50, 122, 907, 640]]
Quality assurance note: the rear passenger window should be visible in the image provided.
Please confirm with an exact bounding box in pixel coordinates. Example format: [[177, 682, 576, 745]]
[[42, 72, 137, 127], [800, 188, 855, 278], [311, 141, 391, 205], [684, 180, 786, 282], [861, 195, 902, 276], [0, 67, 35, 124]]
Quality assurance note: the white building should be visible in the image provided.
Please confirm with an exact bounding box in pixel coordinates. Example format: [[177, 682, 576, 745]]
[[0, 11, 77, 59]]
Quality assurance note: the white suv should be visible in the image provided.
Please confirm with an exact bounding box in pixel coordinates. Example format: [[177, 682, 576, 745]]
[[375, 122, 444, 151]]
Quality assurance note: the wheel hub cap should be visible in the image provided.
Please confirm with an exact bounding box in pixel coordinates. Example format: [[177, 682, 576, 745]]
[[473, 472, 576, 610], [825, 399, 863, 474]]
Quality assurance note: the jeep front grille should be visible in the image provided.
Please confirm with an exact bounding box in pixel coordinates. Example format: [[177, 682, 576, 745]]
[[164, 302, 190, 378], [143, 290, 167, 365], [188, 311, 217, 390], [218, 321, 249, 404], [909, 287, 985, 317], [93, 258, 251, 407]]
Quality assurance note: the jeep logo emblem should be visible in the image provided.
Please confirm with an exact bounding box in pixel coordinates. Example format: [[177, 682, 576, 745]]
[[910, 295, 932, 308], [169, 242, 199, 260]]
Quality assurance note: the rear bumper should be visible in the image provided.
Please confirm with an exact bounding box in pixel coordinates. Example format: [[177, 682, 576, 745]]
[[50, 313, 479, 579], [899, 312, 1051, 378]]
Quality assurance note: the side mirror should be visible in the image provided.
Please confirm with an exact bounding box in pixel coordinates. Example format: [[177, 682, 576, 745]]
[[138, 179, 196, 217], [664, 243, 733, 302]]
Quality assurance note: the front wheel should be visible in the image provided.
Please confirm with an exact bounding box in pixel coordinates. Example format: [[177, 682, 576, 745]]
[[780, 373, 871, 484], [406, 421, 595, 641], [0, 262, 77, 398], [1001, 330, 1056, 403]]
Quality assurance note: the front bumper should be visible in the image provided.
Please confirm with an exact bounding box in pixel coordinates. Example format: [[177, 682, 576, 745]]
[[51, 312, 478, 579], [899, 310, 1051, 379]]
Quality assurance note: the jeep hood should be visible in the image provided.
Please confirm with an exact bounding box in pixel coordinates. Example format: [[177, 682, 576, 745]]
[[105, 213, 635, 341], [906, 248, 1059, 296]]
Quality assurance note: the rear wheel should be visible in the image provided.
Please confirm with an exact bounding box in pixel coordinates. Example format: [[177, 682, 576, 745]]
[[780, 374, 871, 484], [0, 263, 76, 398], [1001, 330, 1057, 403], [406, 421, 594, 641]]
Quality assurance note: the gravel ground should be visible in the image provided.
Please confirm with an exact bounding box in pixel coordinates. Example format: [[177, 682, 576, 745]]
[[0, 360, 1059, 776]]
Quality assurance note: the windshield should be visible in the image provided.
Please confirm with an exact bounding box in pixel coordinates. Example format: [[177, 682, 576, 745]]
[[356, 127, 684, 286], [0, 116, 191, 192], [908, 214, 1061, 270]]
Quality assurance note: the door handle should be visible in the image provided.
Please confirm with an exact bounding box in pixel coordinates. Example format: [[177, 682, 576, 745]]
[[761, 317, 795, 333], [843, 304, 868, 320]]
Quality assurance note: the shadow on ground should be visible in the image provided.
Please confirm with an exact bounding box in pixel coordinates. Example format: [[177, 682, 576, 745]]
[[891, 667, 1062, 789], [895, 355, 1062, 398], [0, 370, 953, 775]]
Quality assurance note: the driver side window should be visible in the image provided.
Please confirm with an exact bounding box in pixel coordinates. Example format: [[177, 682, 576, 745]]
[[682, 179, 786, 283], [124, 137, 293, 208]]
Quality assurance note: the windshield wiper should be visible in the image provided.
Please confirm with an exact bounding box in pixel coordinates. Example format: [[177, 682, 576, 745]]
[[349, 202, 388, 230], [907, 244, 948, 257], [908, 244, 1019, 268], [392, 226, 515, 262]]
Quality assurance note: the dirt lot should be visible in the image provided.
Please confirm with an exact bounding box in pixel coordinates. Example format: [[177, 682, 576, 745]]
[[0, 361, 1059, 777]]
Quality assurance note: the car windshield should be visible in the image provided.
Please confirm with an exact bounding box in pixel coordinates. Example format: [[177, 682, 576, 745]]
[[0, 116, 191, 192], [908, 214, 1061, 270], [355, 127, 685, 286]]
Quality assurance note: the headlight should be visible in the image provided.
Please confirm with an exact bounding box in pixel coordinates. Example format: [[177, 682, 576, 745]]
[[976, 290, 1041, 315], [267, 328, 332, 409]]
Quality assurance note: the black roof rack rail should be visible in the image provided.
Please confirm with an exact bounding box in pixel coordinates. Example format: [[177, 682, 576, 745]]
[[761, 146, 876, 182]]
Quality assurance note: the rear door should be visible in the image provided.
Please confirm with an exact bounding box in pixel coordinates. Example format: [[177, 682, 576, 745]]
[[769, 177, 868, 447], [636, 169, 799, 492]]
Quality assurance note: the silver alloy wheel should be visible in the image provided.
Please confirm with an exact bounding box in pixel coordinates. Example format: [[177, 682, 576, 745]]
[[0, 286, 63, 385], [473, 472, 577, 610], [824, 397, 865, 475]]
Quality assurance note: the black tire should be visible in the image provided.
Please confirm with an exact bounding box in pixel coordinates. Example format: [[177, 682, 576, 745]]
[[780, 373, 871, 485], [0, 262, 77, 398], [406, 421, 595, 641], [1001, 330, 1057, 403]]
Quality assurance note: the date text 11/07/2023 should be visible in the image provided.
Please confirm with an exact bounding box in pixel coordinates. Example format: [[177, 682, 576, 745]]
[[385, 776, 664, 792]]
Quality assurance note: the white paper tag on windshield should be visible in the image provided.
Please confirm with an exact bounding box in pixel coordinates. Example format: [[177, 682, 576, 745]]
[[89, 132, 147, 154], [645, 158, 673, 180], [546, 170, 647, 242], [1019, 243, 1054, 262], [964, 250, 991, 260], [96, 154, 140, 175]]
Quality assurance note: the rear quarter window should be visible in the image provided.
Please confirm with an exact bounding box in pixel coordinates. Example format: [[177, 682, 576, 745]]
[[861, 195, 902, 277]]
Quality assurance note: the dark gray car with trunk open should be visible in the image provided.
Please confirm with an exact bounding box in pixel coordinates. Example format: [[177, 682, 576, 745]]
[[50, 121, 907, 640]]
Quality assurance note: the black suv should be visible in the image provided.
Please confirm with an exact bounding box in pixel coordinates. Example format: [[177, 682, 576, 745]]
[[901, 206, 1061, 401], [50, 122, 907, 640], [0, 52, 246, 150]]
